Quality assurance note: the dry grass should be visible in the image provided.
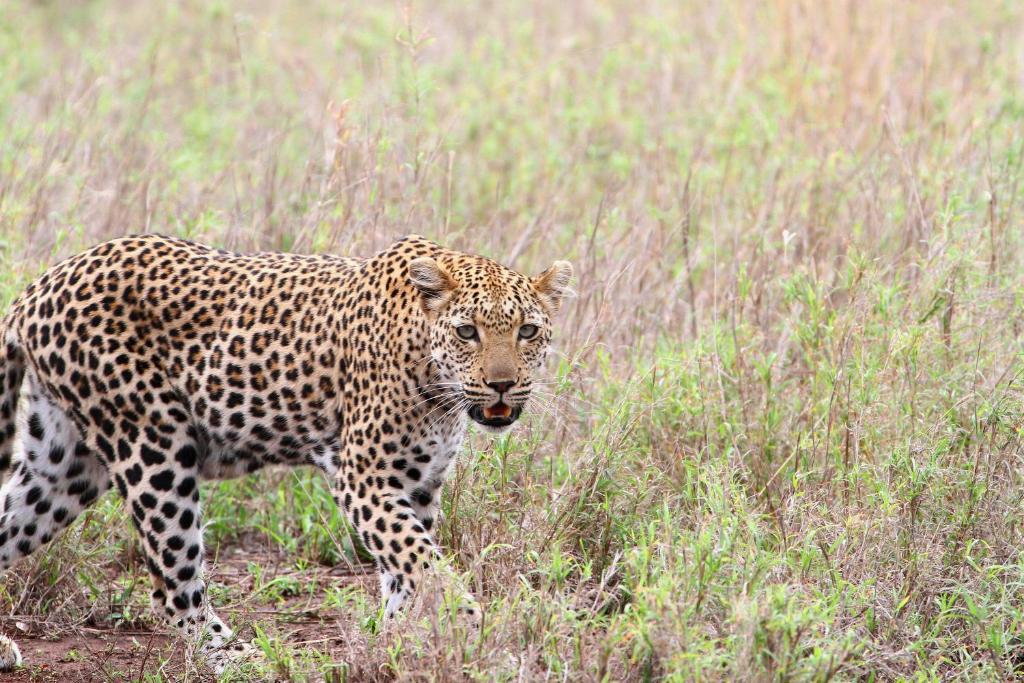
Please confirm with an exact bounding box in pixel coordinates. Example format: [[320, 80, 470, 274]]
[[2, 0, 1024, 680]]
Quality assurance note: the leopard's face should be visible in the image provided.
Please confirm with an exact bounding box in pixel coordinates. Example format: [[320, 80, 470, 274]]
[[409, 256, 573, 434]]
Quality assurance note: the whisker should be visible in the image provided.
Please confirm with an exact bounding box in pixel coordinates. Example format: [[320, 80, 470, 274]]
[[418, 395, 469, 430], [401, 389, 465, 417], [413, 380, 462, 390], [437, 397, 470, 425]]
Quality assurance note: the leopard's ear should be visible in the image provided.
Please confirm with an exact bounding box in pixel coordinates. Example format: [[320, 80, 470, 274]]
[[408, 257, 458, 315], [531, 261, 574, 313]]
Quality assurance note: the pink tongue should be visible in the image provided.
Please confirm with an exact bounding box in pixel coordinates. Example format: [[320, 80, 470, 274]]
[[484, 404, 512, 419]]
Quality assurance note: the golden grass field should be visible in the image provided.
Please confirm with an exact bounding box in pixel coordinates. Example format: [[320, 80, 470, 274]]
[[2, 0, 1024, 680]]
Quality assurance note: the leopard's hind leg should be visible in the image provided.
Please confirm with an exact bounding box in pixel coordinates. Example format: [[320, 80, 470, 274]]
[[0, 331, 23, 670], [0, 332, 25, 480], [0, 348, 110, 670]]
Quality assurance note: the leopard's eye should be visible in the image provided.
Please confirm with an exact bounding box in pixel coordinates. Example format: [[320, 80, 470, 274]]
[[455, 325, 479, 341], [518, 324, 539, 340]]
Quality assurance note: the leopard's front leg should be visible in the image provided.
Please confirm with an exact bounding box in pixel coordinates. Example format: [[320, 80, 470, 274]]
[[334, 479, 481, 625], [406, 483, 480, 618], [342, 488, 437, 616], [92, 412, 262, 675]]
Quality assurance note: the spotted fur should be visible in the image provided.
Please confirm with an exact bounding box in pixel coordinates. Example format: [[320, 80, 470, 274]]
[[0, 234, 571, 672]]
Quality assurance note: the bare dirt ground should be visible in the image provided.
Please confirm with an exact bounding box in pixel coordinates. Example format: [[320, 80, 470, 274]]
[[1, 632, 175, 682], [0, 545, 375, 682]]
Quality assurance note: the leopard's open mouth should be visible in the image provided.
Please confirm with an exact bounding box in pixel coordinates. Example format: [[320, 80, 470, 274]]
[[469, 402, 522, 428]]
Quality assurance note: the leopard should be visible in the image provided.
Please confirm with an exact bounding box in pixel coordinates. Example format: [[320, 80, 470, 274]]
[[0, 233, 572, 673]]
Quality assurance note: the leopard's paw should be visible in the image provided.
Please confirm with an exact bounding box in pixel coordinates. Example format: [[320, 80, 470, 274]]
[[0, 634, 22, 671]]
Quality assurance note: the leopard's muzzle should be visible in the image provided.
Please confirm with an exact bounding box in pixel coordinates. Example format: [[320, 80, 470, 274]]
[[468, 402, 522, 430]]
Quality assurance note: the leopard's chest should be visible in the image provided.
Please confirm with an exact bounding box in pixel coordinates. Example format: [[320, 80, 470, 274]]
[[402, 414, 467, 495]]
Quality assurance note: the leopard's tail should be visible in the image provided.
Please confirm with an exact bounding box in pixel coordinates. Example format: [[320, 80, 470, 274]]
[[0, 325, 24, 485]]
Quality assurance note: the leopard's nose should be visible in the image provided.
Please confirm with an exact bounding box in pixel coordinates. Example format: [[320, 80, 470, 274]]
[[485, 379, 516, 394]]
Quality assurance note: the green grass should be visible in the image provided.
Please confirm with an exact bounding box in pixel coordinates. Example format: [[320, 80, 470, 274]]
[[3, 0, 1024, 680]]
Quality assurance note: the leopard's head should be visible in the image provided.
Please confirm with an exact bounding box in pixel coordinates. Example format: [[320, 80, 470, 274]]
[[409, 252, 572, 433]]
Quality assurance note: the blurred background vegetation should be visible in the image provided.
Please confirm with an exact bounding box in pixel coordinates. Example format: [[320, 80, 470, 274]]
[[2, 0, 1024, 680]]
